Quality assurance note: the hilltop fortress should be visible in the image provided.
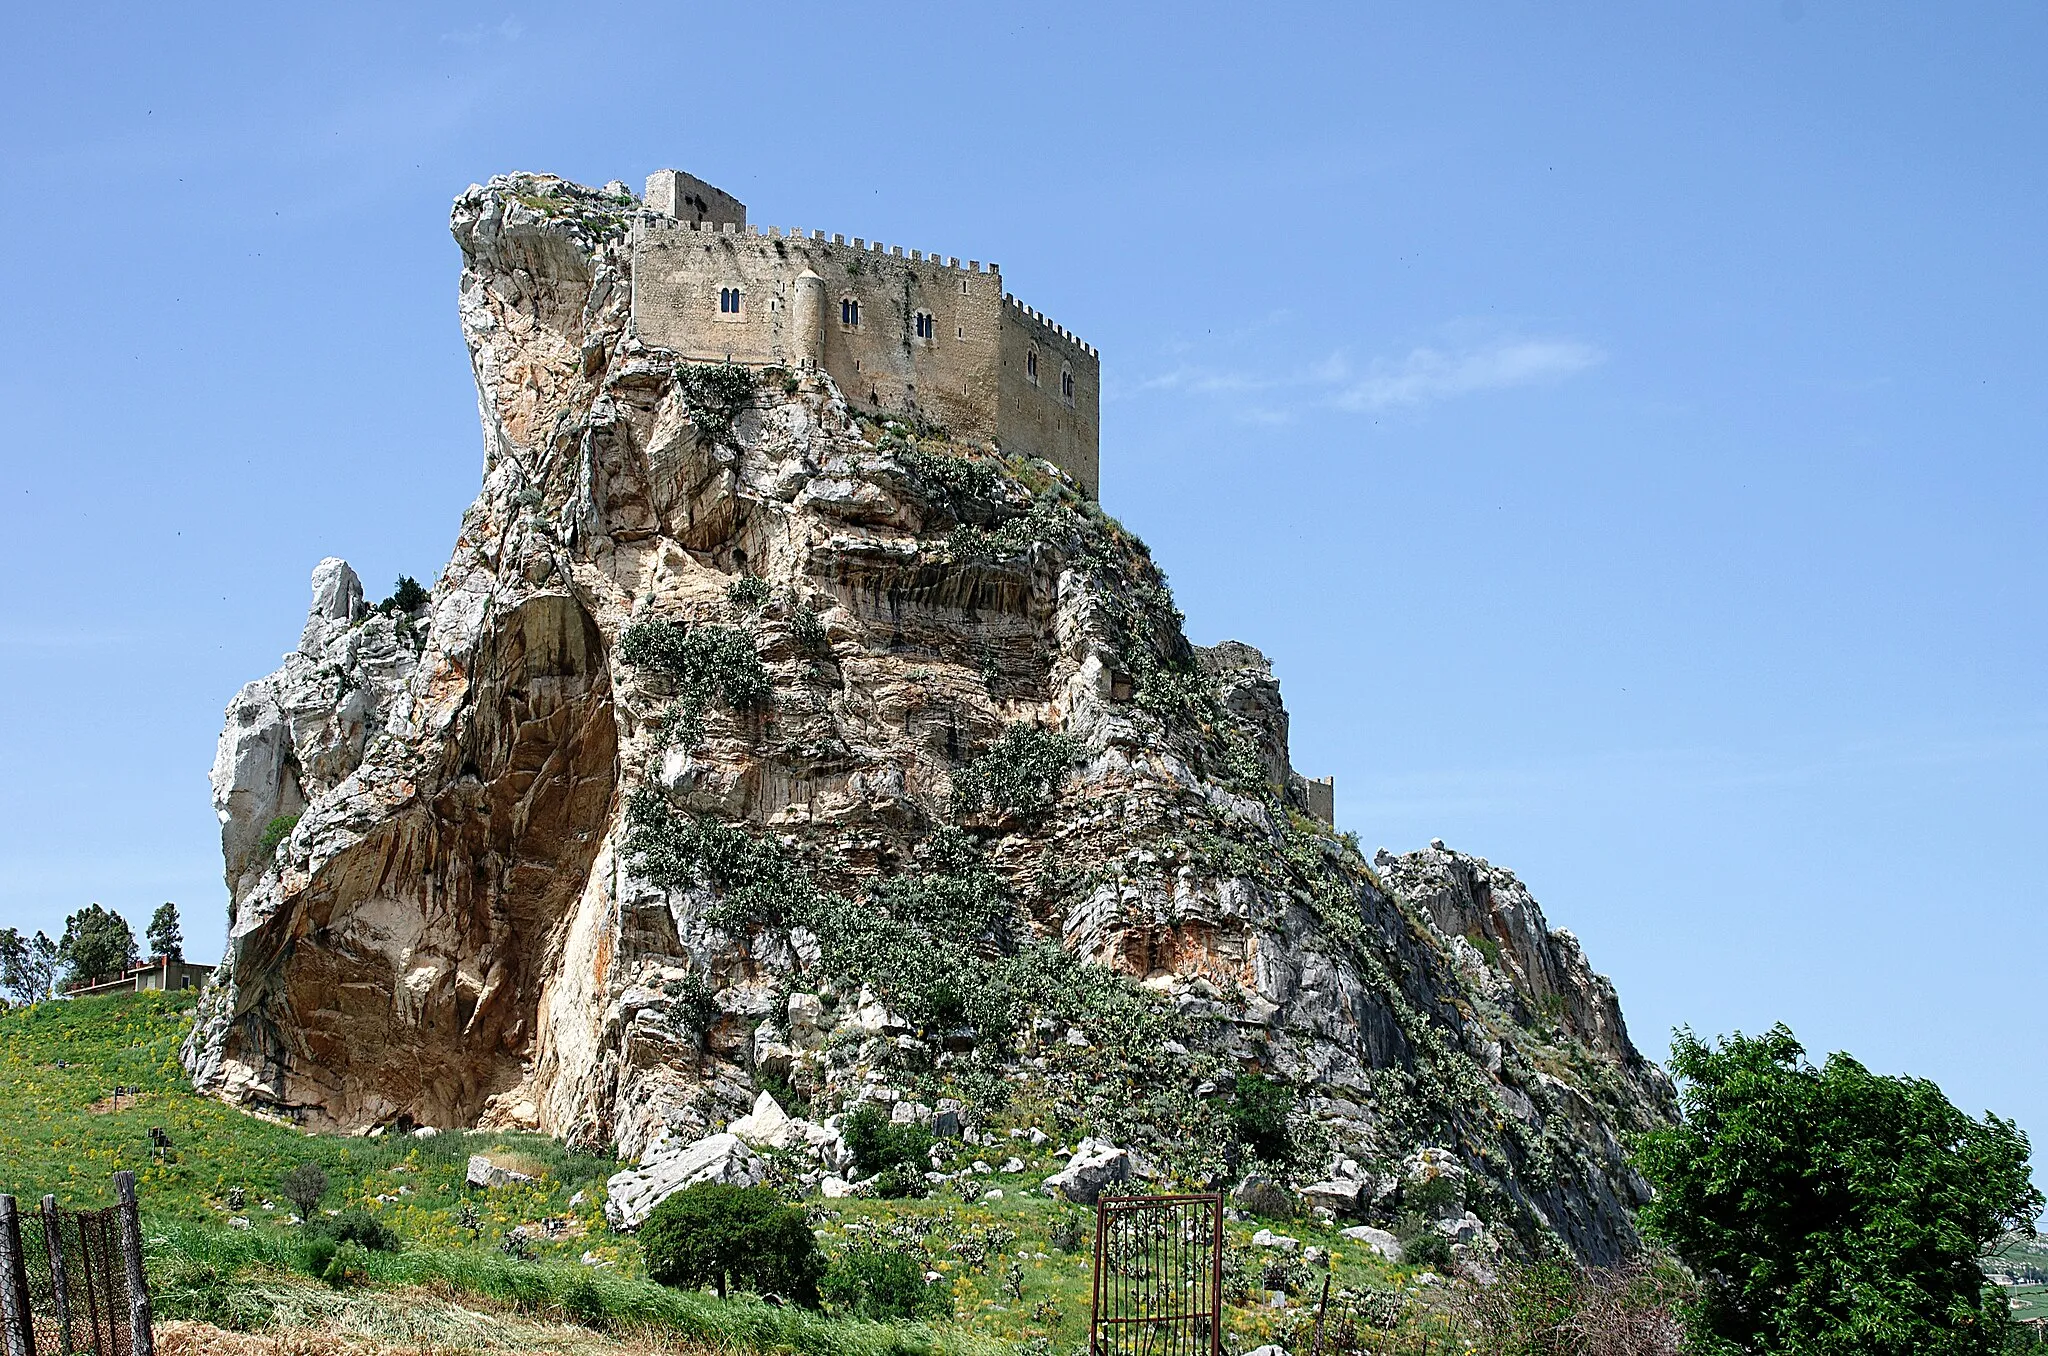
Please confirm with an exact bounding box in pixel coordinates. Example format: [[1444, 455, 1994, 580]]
[[632, 169, 1100, 497]]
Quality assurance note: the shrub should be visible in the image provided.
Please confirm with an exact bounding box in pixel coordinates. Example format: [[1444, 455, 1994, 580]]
[[641, 1183, 824, 1304], [322, 1240, 372, 1288], [821, 1248, 950, 1320], [1227, 1074, 1294, 1165], [378, 576, 430, 615], [788, 600, 828, 652], [1406, 1231, 1456, 1274], [296, 1235, 338, 1280], [950, 724, 1081, 817], [841, 1104, 935, 1199], [1404, 1172, 1462, 1220], [256, 813, 299, 859], [278, 1160, 328, 1219], [618, 619, 771, 749], [726, 574, 770, 611], [676, 363, 758, 441], [309, 1207, 399, 1252]]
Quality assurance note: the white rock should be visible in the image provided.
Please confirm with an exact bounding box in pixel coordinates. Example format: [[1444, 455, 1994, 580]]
[[466, 1154, 536, 1189], [1042, 1137, 1131, 1205], [603, 1132, 764, 1229], [729, 1091, 792, 1146], [1000, 1156, 1024, 1173], [1339, 1225, 1405, 1263], [981, 1188, 1004, 1202], [1252, 1228, 1300, 1254], [820, 1175, 855, 1198]]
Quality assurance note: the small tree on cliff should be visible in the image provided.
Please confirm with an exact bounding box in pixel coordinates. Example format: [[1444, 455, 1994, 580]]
[[146, 903, 184, 962], [641, 1183, 823, 1305], [1633, 1024, 2041, 1356]]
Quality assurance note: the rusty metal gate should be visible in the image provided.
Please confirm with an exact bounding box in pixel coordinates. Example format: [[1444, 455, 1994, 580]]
[[1090, 1194, 1224, 1356], [0, 1173, 154, 1356]]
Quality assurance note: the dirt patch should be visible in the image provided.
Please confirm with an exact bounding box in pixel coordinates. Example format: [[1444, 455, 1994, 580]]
[[88, 1092, 142, 1114]]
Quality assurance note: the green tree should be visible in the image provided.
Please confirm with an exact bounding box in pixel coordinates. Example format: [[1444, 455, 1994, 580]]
[[641, 1183, 823, 1304], [146, 903, 185, 962], [0, 929, 60, 1004], [1227, 1074, 1295, 1164], [1633, 1024, 2042, 1356], [278, 1161, 329, 1220], [58, 904, 136, 986]]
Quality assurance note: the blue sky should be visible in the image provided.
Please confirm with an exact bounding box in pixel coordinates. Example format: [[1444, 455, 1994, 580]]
[[2, 3, 2043, 1157]]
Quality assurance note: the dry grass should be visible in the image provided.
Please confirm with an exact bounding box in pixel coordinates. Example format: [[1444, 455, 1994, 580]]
[[158, 1301, 714, 1356]]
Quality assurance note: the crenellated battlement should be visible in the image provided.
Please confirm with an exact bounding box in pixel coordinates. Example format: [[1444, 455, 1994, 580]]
[[629, 169, 1099, 497]]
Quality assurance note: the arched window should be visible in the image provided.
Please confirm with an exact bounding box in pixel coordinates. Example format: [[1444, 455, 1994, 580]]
[[1026, 349, 1038, 383], [718, 286, 742, 315], [914, 311, 935, 341], [841, 297, 860, 327], [1061, 368, 1075, 401]]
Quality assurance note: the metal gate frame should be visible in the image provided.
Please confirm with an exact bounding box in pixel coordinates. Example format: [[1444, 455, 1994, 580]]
[[1089, 1193, 1224, 1356]]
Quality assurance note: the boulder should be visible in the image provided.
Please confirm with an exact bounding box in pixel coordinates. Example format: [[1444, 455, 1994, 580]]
[[466, 1154, 536, 1189], [1300, 1178, 1366, 1217], [1231, 1174, 1295, 1219], [729, 1091, 792, 1146], [1042, 1137, 1131, 1205], [1251, 1228, 1300, 1254], [603, 1132, 764, 1229], [1339, 1225, 1404, 1263]]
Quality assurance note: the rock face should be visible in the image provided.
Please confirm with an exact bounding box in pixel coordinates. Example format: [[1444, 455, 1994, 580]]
[[184, 172, 1673, 1263]]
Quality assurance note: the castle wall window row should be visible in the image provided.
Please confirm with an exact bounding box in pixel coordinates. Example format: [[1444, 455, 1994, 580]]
[[631, 167, 1099, 498]]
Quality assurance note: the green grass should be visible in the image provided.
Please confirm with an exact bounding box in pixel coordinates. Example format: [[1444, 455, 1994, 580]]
[[2, 993, 1436, 1351]]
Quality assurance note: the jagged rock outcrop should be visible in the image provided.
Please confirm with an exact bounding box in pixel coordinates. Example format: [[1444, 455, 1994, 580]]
[[185, 172, 1673, 1263]]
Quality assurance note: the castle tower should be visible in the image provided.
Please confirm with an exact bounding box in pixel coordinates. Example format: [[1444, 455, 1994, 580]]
[[792, 268, 826, 369]]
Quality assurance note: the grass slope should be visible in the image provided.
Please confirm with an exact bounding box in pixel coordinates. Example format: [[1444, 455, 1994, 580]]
[[1, 993, 1445, 1353]]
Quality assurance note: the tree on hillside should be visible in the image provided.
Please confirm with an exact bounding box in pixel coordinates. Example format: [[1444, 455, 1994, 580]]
[[57, 904, 137, 987], [146, 903, 185, 962], [0, 928, 61, 1004], [279, 1161, 329, 1220], [1633, 1024, 2042, 1356], [641, 1183, 823, 1305]]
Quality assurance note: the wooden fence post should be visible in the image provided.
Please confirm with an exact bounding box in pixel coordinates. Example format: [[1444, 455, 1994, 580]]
[[0, 1196, 31, 1356], [40, 1196, 72, 1355], [113, 1172, 154, 1356]]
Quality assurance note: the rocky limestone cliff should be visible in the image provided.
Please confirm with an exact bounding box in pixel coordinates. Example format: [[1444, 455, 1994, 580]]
[[185, 172, 1673, 1263]]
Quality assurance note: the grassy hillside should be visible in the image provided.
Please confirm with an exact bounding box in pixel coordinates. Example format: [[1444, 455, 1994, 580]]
[[0, 993, 1446, 1352]]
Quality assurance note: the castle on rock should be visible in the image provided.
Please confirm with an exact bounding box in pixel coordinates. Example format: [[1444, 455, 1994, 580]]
[[631, 169, 1100, 497]]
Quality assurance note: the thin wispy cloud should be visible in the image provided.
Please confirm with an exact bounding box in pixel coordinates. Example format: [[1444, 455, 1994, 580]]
[[1331, 336, 1605, 411], [1120, 323, 1605, 421]]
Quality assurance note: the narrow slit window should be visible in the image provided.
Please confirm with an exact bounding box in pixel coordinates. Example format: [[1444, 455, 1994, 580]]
[[1026, 349, 1038, 383]]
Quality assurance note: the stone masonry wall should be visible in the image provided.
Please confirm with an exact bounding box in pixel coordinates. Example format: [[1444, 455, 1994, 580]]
[[631, 217, 1098, 496]]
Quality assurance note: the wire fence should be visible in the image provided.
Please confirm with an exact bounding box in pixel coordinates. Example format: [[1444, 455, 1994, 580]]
[[0, 1173, 153, 1356]]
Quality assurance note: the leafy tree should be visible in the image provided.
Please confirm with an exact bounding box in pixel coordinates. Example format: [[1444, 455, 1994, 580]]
[[58, 904, 136, 986], [841, 1104, 936, 1199], [0, 929, 60, 1005], [821, 1248, 950, 1319], [278, 1161, 329, 1220], [1633, 1024, 2042, 1356], [146, 903, 185, 962], [640, 1183, 823, 1304], [1227, 1074, 1295, 1164]]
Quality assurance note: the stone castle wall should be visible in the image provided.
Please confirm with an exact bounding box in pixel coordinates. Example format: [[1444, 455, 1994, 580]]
[[628, 174, 1098, 496]]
